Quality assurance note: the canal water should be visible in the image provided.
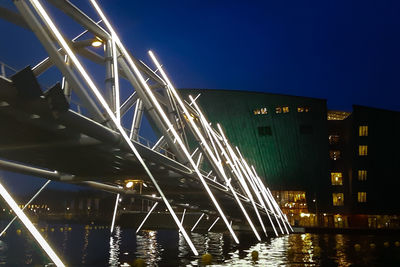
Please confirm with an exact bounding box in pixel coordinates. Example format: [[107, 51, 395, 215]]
[[0, 221, 400, 266]]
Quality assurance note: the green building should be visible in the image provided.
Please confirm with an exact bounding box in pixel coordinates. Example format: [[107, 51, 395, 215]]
[[180, 89, 328, 223]]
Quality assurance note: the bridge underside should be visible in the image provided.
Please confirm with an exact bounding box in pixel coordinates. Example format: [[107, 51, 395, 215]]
[[0, 72, 263, 224]]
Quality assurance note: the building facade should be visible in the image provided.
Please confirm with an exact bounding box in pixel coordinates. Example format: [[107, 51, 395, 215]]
[[180, 89, 400, 228]]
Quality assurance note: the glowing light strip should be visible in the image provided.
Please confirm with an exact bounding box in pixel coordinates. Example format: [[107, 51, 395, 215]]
[[32, 20, 102, 72], [182, 93, 261, 241], [110, 193, 120, 234], [208, 217, 220, 232], [145, 51, 239, 243], [249, 164, 289, 233], [31, 0, 197, 255], [152, 136, 164, 150], [234, 147, 280, 236], [112, 38, 120, 123], [0, 180, 50, 237], [203, 122, 266, 237], [181, 208, 186, 224], [244, 163, 284, 235], [136, 202, 158, 233], [184, 95, 261, 240], [148, 58, 259, 241], [234, 156, 278, 236], [265, 187, 290, 233], [87, 0, 199, 254], [61, 55, 68, 90], [0, 182, 65, 267], [191, 213, 205, 232], [224, 142, 276, 236], [250, 165, 293, 232], [212, 124, 268, 237], [196, 152, 203, 168]]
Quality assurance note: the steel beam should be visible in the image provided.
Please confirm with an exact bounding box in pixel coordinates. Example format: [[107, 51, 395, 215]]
[[14, 0, 106, 123]]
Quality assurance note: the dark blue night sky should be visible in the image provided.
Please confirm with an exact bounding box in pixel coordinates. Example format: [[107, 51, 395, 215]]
[[0, 0, 400, 193]]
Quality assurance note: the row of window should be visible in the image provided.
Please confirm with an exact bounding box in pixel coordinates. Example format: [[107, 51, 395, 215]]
[[332, 192, 367, 206], [257, 125, 313, 136], [253, 106, 310, 115], [330, 170, 367, 186], [329, 146, 368, 160]]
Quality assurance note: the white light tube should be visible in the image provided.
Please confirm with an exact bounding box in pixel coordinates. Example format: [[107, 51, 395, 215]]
[[208, 217, 220, 232], [146, 50, 239, 243], [0, 182, 65, 267], [32, 0, 198, 255], [191, 213, 205, 232], [110, 193, 120, 234], [136, 202, 158, 233], [0, 180, 50, 237]]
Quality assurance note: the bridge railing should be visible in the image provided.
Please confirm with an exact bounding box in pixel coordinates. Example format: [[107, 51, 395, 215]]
[[0, 61, 17, 78]]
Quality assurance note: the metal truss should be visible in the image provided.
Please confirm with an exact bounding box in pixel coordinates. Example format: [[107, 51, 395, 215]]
[[0, 0, 292, 264]]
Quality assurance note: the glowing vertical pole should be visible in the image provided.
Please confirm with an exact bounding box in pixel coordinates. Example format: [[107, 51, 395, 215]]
[[110, 193, 120, 234], [0, 182, 65, 267]]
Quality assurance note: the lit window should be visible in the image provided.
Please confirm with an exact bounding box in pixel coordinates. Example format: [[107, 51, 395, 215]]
[[358, 192, 367, 203], [332, 193, 344, 206], [275, 107, 282, 114], [254, 107, 268, 115], [358, 170, 367, 181], [330, 150, 341, 160], [329, 135, 340, 145], [359, 126, 368, 136], [331, 172, 343, 185], [297, 107, 310, 113], [258, 126, 272, 136], [283, 106, 289, 113], [359, 145, 368, 156]]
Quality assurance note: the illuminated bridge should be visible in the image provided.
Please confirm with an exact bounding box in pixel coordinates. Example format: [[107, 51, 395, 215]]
[[0, 1, 292, 265]]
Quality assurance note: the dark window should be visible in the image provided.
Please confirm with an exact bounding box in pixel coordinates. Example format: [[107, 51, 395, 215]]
[[329, 134, 340, 145], [330, 150, 341, 160], [258, 126, 272, 136], [300, 125, 313, 134]]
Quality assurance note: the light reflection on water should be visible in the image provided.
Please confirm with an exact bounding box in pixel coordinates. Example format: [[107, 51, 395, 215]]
[[1, 221, 400, 266], [109, 226, 121, 267]]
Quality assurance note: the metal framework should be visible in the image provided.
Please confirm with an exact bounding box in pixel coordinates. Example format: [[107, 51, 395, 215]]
[[0, 0, 292, 265]]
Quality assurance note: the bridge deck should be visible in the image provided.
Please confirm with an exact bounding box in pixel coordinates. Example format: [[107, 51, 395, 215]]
[[0, 71, 265, 223]]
